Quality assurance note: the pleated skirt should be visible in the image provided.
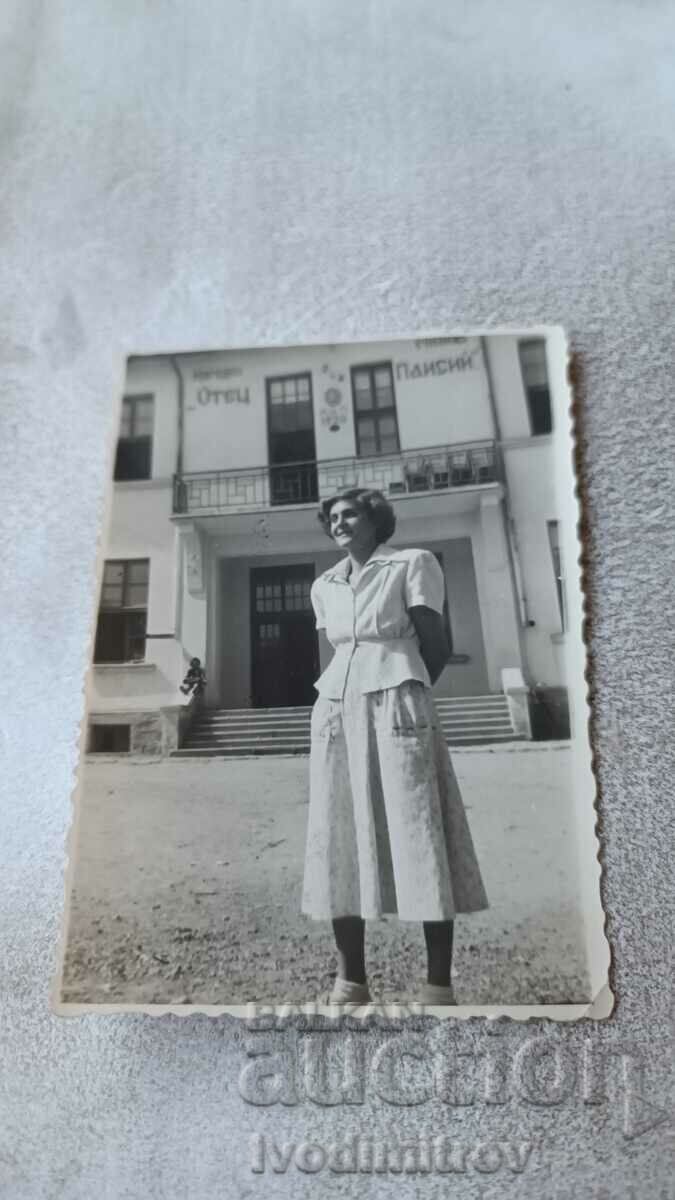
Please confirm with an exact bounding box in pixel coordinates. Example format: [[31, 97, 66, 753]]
[[301, 676, 489, 921]]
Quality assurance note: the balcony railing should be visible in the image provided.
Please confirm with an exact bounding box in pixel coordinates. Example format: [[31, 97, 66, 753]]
[[173, 440, 500, 516]]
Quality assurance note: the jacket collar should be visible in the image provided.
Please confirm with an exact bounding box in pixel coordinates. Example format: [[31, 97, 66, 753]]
[[323, 543, 401, 584]]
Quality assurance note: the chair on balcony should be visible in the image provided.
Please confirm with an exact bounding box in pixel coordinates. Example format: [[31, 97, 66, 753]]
[[430, 455, 450, 489], [471, 448, 497, 484], [448, 451, 474, 486], [404, 458, 433, 492], [386, 461, 407, 496]]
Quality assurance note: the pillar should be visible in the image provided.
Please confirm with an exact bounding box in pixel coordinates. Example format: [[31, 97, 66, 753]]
[[477, 493, 524, 691], [177, 521, 209, 671]]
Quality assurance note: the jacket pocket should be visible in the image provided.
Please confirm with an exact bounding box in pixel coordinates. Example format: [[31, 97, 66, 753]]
[[311, 698, 342, 741], [387, 680, 432, 737]]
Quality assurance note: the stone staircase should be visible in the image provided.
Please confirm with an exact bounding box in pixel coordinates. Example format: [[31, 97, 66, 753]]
[[172, 695, 523, 758]]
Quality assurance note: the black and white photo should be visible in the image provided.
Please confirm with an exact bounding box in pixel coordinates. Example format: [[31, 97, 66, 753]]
[[57, 329, 609, 1016]]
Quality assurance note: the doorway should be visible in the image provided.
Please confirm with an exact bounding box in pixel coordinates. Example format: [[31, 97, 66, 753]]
[[266, 373, 319, 505], [250, 564, 319, 707]]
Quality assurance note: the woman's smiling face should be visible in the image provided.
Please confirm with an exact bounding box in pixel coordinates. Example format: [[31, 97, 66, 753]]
[[328, 499, 378, 556]]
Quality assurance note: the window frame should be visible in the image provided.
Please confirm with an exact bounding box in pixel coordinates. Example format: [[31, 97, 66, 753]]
[[349, 361, 400, 457], [265, 372, 316, 459], [114, 393, 154, 481], [518, 339, 552, 436], [89, 724, 131, 753], [94, 558, 150, 663], [264, 372, 318, 505]]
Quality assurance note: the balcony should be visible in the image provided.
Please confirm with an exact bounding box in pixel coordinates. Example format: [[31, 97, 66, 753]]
[[172, 440, 500, 517]]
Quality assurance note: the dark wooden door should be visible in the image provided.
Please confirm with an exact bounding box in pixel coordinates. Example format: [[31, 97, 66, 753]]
[[251, 565, 319, 707]]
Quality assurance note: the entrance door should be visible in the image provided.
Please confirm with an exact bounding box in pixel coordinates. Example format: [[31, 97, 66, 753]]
[[251, 565, 319, 707]]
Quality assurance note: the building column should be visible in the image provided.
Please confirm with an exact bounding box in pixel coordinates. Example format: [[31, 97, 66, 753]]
[[477, 492, 524, 691], [177, 521, 209, 670]]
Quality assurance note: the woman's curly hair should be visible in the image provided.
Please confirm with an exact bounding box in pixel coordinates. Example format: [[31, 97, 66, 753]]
[[318, 487, 396, 544]]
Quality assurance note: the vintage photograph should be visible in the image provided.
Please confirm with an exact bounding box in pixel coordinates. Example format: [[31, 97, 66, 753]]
[[57, 330, 606, 1013]]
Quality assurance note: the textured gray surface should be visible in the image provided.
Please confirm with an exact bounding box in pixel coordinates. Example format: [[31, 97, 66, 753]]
[[0, 1, 674, 1196]]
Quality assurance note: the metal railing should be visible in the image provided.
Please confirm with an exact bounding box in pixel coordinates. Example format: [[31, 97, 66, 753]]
[[173, 439, 500, 516]]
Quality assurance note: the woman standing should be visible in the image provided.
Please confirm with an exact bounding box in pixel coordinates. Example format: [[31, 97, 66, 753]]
[[301, 487, 488, 1006]]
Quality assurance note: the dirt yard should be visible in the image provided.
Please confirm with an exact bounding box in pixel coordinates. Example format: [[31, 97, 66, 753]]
[[60, 744, 589, 1006]]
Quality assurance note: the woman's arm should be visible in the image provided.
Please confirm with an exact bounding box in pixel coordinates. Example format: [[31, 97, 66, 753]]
[[409, 605, 451, 685]]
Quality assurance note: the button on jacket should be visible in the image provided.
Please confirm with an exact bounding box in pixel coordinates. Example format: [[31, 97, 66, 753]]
[[311, 544, 445, 699]]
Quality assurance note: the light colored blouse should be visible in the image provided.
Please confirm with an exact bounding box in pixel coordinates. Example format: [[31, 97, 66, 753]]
[[311, 544, 445, 699]]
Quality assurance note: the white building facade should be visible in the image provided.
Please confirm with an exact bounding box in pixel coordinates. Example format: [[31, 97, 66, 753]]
[[87, 334, 567, 753]]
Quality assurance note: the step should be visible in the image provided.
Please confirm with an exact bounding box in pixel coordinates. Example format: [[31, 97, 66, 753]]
[[199, 710, 509, 724], [440, 711, 510, 720], [178, 695, 520, 758], [187, 717, 515, 741], [200, 698, 509, 718], [173, 734, 522, 758], [198, 700, 504, 720], [173, 746, 311, 758], [197, 706, 510, 719], [184, 735, 312, 747], [198, 715, 313, 728], [202, 695, 509, 716], [182, 734, 312, 744], [203, 706, 314, 717], [183, 723, 516, 745], [191, 714, 513, 733]]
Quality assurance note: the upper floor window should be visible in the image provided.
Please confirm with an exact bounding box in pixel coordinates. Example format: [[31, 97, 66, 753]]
[[266, 373, 318, 505], [351, 363, 400, 456], [93, 559, 149, 663], [518, 340, 552, 435], [114, 394, 154, 480]]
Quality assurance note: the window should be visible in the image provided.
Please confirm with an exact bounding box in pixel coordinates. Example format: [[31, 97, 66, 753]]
[[350, 363, 399, 456], [266, 374, 318, 505], [254, 577, 312, 613], [267, 375, 313, 435], [547, 521, 567, 631], [93, 559, 149, 662], [89, 724, 131, 753], [518, 340, 552, 435], [114, 394, 154, 480]]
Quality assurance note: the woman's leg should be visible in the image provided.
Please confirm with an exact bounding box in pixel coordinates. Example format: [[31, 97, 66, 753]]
[[423, 919, 454, 987], [332, 916, 366, 984]]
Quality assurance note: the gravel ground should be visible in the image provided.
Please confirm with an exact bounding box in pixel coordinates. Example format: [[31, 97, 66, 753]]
[[59, 744, 590, 1006]]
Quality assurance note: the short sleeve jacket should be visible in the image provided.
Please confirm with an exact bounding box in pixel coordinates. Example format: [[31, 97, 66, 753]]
[[310, 544, 446, 699]]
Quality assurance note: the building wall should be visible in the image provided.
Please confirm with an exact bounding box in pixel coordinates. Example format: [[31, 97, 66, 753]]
[[502, 444, 565, 685], [484, 335, 533, 439], [485, 335, 565, 685], [174, 335, 494, 475], [124, 356, 179, 481], [88, 482, 184, 711], [383, 505, 519, 692], [122, 335, 552, 478]]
